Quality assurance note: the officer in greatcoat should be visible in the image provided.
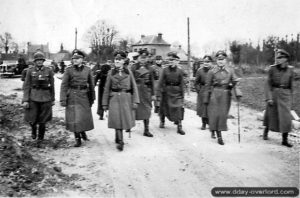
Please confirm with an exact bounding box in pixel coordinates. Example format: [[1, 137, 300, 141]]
[[152, 55, 164, 113], [60, 50, 95, 147], [22, 51, 55, 147], [194, 55, 213, 131], [263, 49, 294, 147], [94, 62, 111, 120], [156, 52, 185, 135], [131, 50, 156, 137], [204, 51, 242, 145], [102, 51, 140, 151]]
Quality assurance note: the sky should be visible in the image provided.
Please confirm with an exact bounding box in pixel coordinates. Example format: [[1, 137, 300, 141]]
[[0, 0, 299, 56]]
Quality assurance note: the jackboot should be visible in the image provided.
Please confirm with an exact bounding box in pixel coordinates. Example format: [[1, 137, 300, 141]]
[[37, 123, 45, 148], [159, 116, 165, 128], [80, 131, 89, 141], [115, 130, 120, 144], [216, 131, 224, 145], [74, 132, 82, 147], [282, 133, 293, 147], [263, 127, 269, 140], [116, 129, 124, 151], [143, 119, 153, 137], [201, 118, 206, 130], [177, 121, 185, 135], [211, 130, 216, 139], [30, 123, 37, 139]]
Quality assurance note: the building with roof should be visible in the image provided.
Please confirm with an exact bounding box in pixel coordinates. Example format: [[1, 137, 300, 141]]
[[50, 43, 71, 62], [131, 33, 171, 58]]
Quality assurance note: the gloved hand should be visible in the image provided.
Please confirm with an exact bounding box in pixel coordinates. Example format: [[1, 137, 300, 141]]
[[60, 101, 67, 107], [151, 95, 157, 101], [132, 103, 138, 109], [23, 102, 29, 109], [267, 99, 274, 106], [102, 106, 108, 111]]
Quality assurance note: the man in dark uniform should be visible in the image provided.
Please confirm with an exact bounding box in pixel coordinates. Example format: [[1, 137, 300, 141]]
[[131, 50, 156, 137], [194, 55, 213, 131], [152, 55, 164, 113], [22, 51, 55, 147], [94, 61, 111, 120], [263, 49, 294, 147], [157, 52, 185, 135], [60, 49, 95, 147], [204, 50, 242, 145]]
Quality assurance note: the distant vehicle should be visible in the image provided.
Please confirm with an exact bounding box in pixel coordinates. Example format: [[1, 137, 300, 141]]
[[0, 60, 20, 77]]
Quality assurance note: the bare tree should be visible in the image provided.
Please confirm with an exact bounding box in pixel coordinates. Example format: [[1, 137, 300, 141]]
[[0, 32, 13, 54], [84, 20, 118, 62]]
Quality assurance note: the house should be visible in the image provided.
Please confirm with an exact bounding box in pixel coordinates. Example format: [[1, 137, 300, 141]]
[[50, 43, 71, 63], [131, 33, 171, 58], [27, 42, 50, 60]]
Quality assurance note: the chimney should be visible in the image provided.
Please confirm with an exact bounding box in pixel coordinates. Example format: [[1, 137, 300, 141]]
[[158, 33, 162, 40]]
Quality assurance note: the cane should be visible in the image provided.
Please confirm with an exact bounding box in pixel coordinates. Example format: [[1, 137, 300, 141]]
[[237, 99, 241, 143]]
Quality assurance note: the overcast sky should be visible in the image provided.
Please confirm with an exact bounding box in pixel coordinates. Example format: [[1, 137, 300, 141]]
[[0, 0, 299, 56]]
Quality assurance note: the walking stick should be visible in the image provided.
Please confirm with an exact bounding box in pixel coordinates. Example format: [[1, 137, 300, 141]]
[[237, 99, 241, 143]]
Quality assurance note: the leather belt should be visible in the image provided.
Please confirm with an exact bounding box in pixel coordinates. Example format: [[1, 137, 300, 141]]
[[70, 85, 88, 89]]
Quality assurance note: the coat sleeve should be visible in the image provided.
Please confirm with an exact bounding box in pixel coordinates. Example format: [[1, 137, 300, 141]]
[[265, 67, 273, 101], [150, 68, 155, 96], [22, 68, 32, 102], [203, 70, 213, 104], [129, 70, 140, 104], [156, 68, 165, 97], [88, 69, 95, 102], [60, 68, 70, 102], [194, 69, 201, 92], [102, 72, 112, 107], [49, 69, 55, 101], [180, 69, 185, 98]]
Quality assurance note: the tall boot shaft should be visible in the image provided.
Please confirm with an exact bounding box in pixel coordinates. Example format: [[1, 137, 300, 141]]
[[201, 118, 206, 130], [143, 119, 153, 137], [38, 123, 46, 140], [216, 131, 224, 145], [177, 120, 185, 135], [282, 133, 293, 147], [80, 131, 89, 141], [74, 132, 82, 147], [115, 130, 120, 144], [116, 129, 124, 151], [263, 127, 269, 140], [159, 115, 165, 128], [30, 123, 37, 139]]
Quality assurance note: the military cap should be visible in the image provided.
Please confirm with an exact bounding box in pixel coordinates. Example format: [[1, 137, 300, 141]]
[[203, 55, 213, 62], [114, 50, 127, 59], [72, 49, 85, 59], [215, 50, 227, 59], [138, 49, 149, 57], [155, 55, 163, 60], [276, 49, 290, 59], [33, 51, 46, 61], [167, 51, 180, 59]]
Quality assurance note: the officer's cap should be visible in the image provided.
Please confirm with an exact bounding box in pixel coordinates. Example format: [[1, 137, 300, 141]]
[[215, 50, 227, 59], [131, 52, 140, 58], [155, 55, 163, 60], [167, 51, 180, 60], [114, 50, 127, 59], [138, 49, 149, 58], [276, 49, 290, 59], [203, 55, 213, 62], [33, 51, 46, 61], [72, 49, 85, 59]]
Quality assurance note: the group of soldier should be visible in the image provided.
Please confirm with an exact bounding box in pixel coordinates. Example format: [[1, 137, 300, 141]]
[[22, 47, 295, 151]]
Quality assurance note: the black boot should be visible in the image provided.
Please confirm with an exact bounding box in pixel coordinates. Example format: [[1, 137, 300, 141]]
[[201, 118, 206, 130], [99, 112, 104, 120], [211, 130, 216, 139], [30, 123, 37, 139], [159, 115, 165, 128], [177, 121, 185, 135], [216, 131, 224, 145], [115, 130, 120, 144], [143, 119, 153, 137], [282, 133, 293, 147], [80, 131, 89, 141], [37, 123, 45, 148], [116, 130, 124, 151], [263, 127, 269, 140], [74, 132, 82, 147]]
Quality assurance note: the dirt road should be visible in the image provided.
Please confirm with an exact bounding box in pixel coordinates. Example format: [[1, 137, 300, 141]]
[[1, 77, 299, 198]]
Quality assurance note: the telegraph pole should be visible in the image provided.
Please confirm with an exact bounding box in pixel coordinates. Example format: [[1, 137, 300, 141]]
[[187, 17, 191, 95], [75, 28, 78, 49]]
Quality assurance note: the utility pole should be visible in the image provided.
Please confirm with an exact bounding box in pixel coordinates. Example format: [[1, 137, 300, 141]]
[[75, 28, 78, 50], [296, 33, 299, 63], [187, 17, 191, 95]]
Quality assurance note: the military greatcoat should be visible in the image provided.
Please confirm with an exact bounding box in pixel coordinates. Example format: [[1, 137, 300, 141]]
[[195, 67, 210, 118], [60, 64, 95, 132], [263, 65, 294, 133]]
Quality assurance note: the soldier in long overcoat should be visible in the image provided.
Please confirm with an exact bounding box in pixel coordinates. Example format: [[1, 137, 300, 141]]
[[263, 49, 294, 147], [22, 51, 55, 147], [60, 50, 95, 147], [204, 51, 242, 145], [194, 55, 213, 131], [102, 51, 140, 151], [131, 50, 156, 137], [156, 52, 185, 135], [94, 62, 111, 120], [152, 55, 164, 114]]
